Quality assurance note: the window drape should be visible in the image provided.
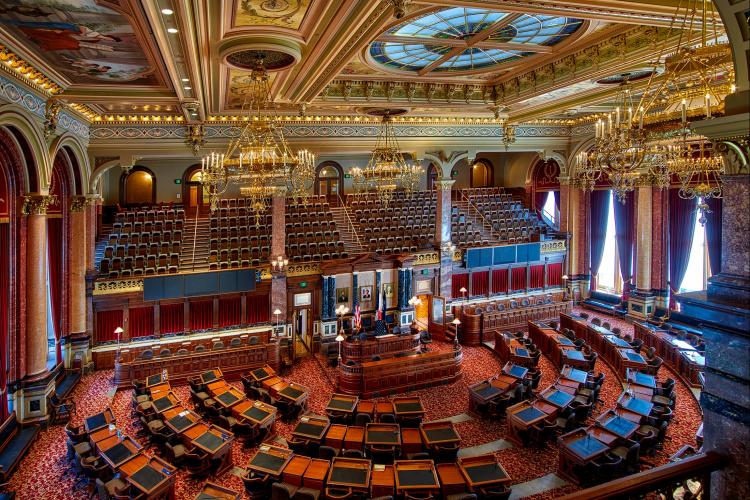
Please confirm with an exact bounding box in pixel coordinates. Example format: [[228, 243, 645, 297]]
[[96, 310, 123, 343], [160, 303, 184, 334], [511, 267, 526, 291], [548, 263, 563, 287], [247, 294, 270, 324], [471, 271, 489, 297], [669, 189, 698, 308], [589, 190, 611, 289], [0, 224, 9, 421], [534, 191, 547, 215], [219, 297, 242, 327], [530, 265, 544, 289], [553, 190, 560, 210], [189, 300, 213, 331], [705, 197, 722, 276], [47, 217, 63, 363], [491, 269, 508, 294], [451, 273, 469, 298], [613, 191, 635, 300], [129, 306, 153, 339]]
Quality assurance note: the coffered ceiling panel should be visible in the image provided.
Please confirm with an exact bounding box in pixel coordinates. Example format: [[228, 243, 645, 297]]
[[233, 0, 312, 30]]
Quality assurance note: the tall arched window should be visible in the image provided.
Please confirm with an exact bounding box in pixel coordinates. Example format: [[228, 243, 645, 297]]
[[597, 191, 622, 293], [315, 162, 344, 203], [121, 166, 156, 206]]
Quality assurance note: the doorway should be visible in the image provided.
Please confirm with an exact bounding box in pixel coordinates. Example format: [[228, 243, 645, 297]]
[[414, 294, 430, 327], [470, 160, 493, 188], [183, 165, 210, 214], [293, 308, 312, 356], [315, 162, 344, 205], [427, 163, 439, 190]]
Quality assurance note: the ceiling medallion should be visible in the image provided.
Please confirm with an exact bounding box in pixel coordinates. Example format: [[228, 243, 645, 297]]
[[226, 49, 296, 71]]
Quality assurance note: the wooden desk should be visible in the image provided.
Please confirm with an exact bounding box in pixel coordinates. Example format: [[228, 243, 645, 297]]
[[615, 349, 649, 378], [195, 482, 240, 499], [501, 362, 528, 380], [420, 422, 460, 448], [558, 428, 612, 484], [247, 444, 293, 478], [212, 386, 245, 410], [561, 365, 589, 384], [275, 382, 309, 404], [248, 365, 275, 384], [468, 380, 504, 410], [458, 454, 510, 491], [84, 408, 115, 433], [163, 407, 200, 434], [282, 455, 311, 487], [436, 463, 468, 496], [370, 464, 395, 498], [356, 400, 375, 416], [231, 400, 276, 428], [327, 393, 359, 414], [625, 369, 656, 388], [344, 426, 365, 450], [146, 373, 166, 387], [206, 380, 230, 393], [149, 382, 171, 396], [262, 375, 284, 390], [393, 397, 425, 420], [365, 423, 401, 447], [561, 349, 589, 370], [151, 391, 180, 414], [327, 457, 371, 493], [680, 350, 705, 386], [97, 435, 142, 469], [120, 454, 176, 497], [506, 401, 550, 446], [200, 369, 223, 385], [401, 428, 424, 454], [292, 415, 330, 442], [540, 387, 575, 409], [617, 392, 654, 417], [89, 426, 118, 444], [375, 401, 395, 417], [185, 424, 234, 474], [394, 460, 440, 495], [325, 424, 348, 449], [303, 458, 330, 490], [595, 412, 640, 440], [586, 425, 620, 447]]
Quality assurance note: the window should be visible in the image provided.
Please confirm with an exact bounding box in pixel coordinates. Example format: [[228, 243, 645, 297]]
[[597, 190, 622, 294], [45, 268, 57, 369], [542, 191, 557, 226], [679, 205, 710, 292]]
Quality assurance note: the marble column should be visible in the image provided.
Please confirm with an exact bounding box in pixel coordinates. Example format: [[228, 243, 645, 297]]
[[270, 187, 286, 260], [650, 187, 669, 307], [64, 196, 92, 369], [24, 195, 54, 377], [352, 272, 359, 308], [560, 178, 589, 301], [634, 183, 652, 292], [321, 275, 329, 320], [375, 269, 382, 312], [435, 180, 454, 245], [328, 276, 336, 319]]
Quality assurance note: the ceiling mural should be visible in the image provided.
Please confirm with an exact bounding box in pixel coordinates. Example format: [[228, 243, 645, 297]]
[[0, 0, 157, 85], [233, 0, 311, 30], [227, 69, 277, 109]]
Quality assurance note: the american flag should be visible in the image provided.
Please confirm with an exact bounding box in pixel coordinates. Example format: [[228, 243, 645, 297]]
[[354, 304, 361, 331], [376, 308, 383, 321]]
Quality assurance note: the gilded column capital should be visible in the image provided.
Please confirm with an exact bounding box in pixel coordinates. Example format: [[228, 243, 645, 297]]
[[558, 176, 573, 186], [22, 194, 56, 216], [435, 179, 455, 190], [69, 195, 91, 212]]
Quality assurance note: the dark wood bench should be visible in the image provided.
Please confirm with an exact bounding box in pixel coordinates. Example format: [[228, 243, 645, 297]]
[[0, 415, 39, 483], [583, 291, 627, 316]]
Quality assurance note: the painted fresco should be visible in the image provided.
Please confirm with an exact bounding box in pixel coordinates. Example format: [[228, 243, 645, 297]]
[[235, 0, 310, 30], [0, 0, 156, 84], [227, 68, 276, 109]]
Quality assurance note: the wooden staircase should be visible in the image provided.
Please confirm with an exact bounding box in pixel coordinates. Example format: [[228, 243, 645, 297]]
[[330, 205, 367, 254], [180, 213, 211, 271]]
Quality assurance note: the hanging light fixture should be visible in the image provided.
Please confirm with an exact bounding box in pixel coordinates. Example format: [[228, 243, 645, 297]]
[[201, 54, 315, 221], [351, 109, 422, 206], [671, 138, 724, 225]]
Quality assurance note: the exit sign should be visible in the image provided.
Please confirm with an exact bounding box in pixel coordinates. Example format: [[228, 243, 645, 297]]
[[174, 179, 182, 184], [299, 282, 307, 288]]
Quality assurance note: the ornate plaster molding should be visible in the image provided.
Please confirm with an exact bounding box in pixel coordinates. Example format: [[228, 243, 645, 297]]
[[22, 194, 57, 216], [69, 195, 92, 213], [93, 278, 144, 295]]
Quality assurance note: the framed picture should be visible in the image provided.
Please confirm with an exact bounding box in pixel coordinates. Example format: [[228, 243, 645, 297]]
[[294, 293, 312, 307], [383, 283, 394, 298], [359, 285, 372, 302], [336, 287, 349, 304]]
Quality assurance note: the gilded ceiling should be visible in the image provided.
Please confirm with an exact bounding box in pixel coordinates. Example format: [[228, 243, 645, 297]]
[[0, 0, 726, 125]]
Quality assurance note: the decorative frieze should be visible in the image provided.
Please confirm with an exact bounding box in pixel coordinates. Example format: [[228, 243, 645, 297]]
[[413, 251, 440, 266], [93, 278, 144, 295], [540, 240, 566, 254], [286, 262, 320, 277]]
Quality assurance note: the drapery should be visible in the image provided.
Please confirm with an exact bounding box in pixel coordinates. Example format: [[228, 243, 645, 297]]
[[705, 197, 722, 276], [491, 268, 508, 294], [511, 267, 526, 291], [219, 297, 242, 327], [589, 190, 611, 289], [47, 217, 62, 363], [534, 191, 547, 216], [247, 294, 270, 324], [0, 224, 9, 421], [451, 273, 469, 298], [530, 265, 545, 289], [96, 310, 123, 344], [189, 300, 213, 331], [547, 263, 563, 287], [669, 189, 698, 308], [471, 271, 489, 297], [554, 190, 560, 210], [129, 306, 153, 339], [159, 303, 184, 334], [613, 191, 635, 300]]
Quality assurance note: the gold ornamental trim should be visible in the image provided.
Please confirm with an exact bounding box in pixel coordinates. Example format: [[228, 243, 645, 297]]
[[540, 240, 566, 254], [22, 195, 56, 216], [286, 262, 320, 277], [93, 278, 144, 295], [69, 196, 91, 213], [453, 249, 464, 262], [413, 251, 440, 266]]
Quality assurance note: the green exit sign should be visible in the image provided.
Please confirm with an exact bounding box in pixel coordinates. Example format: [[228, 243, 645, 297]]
[[344, 174, 352, 178], [299, 282, 307, 288], [174, 179, 182, 184], [421, 269, 429, 275]]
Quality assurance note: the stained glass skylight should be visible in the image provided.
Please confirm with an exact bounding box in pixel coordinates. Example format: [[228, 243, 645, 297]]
[[369, 8, 583, 73]]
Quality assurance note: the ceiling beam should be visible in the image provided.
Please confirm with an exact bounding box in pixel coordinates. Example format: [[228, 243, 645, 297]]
[[377, 34, 554, 53]]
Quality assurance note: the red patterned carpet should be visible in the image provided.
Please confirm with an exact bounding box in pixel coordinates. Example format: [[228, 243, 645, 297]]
[[7, 312, 703, 499]]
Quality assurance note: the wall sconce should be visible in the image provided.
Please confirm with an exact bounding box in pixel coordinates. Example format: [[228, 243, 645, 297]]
[[271, 255, 289, 272]]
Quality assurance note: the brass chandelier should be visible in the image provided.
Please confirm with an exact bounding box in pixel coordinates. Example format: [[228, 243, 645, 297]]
[[351, 110, 422, 206], [201, 56, 315, 221]]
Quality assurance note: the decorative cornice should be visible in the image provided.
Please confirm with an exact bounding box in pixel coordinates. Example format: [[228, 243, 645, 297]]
[[540, 240, 566, 254], [0, 44, 62, 95], [93, 278, 144, 296], [286, 262, 320, 277], [412, 251, 440, 266], [435, 180, 455, 189], [22, 194, 56, 216]]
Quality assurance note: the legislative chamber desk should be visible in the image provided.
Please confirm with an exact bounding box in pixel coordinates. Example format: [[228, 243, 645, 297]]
[[492, 332, 533, 366], [113, 340, 278, 387], [527, 320, 578, 369], [338, 347, 463, 398], [560, 313, 648, 379], [341, 333, 421, 363], [633, 321, 705, 387]]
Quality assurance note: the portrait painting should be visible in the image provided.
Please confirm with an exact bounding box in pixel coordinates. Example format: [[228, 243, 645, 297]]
[[382, 283, 393, 298], [336, 287, 349, 304], [359, 285, 372, 302], [0, 0, 157, 84]]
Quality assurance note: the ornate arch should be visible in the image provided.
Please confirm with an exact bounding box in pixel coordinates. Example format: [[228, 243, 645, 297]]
[[314, 161, 344, 197], [119, 165, 157, 206], [49, 132, 89, 195], [0, 104, 48, 193], [470, 158, 494, 188]]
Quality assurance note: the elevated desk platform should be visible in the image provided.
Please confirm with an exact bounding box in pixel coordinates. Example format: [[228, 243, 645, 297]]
[[341, 333, 421, 363]]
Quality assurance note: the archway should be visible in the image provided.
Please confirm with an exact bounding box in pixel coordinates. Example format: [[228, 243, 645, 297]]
[[470, 159, 493, 188], [120, 166, 156, 207], [314, 161, 344, 205], [182, 164, 209, 214], [427, 163, 440, 190]]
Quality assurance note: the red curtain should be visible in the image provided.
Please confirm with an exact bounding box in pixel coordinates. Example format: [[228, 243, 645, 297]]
[[219, 297, 242, 327], [47, 217, 63, 363], [511, 267, 527, 291], [160, 303, 184, 334], [451, 273, 469, 298], [530, 265, 544, 289], [129, 306, 153, 339], [613, 191, 635, 300], [471, 271, 489, 297], [491, 269, 508, 294], [548, 263, 563, 287], [0, 224, 8, 421], [247, 294, 270, 324], [190, 300, 214, 330], [589, 190, 611, 290], [96, 310, 124, 344], [669, 189, 698, 308]]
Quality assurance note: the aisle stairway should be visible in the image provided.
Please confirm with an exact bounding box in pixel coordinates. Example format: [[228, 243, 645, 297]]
[[93, 223, 112, 271], [179, 213, 211, 271], [329, 205, 367, 254], [452, 198, 498, 244]]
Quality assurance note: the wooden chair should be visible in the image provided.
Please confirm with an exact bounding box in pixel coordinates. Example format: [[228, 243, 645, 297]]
[[48, 393, 76, 427]]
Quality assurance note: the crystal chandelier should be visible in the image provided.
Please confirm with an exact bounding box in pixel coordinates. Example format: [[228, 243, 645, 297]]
[[201, 55, 315, 219], [351, 110, 422, 206], [671, 137, 723, 225]]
